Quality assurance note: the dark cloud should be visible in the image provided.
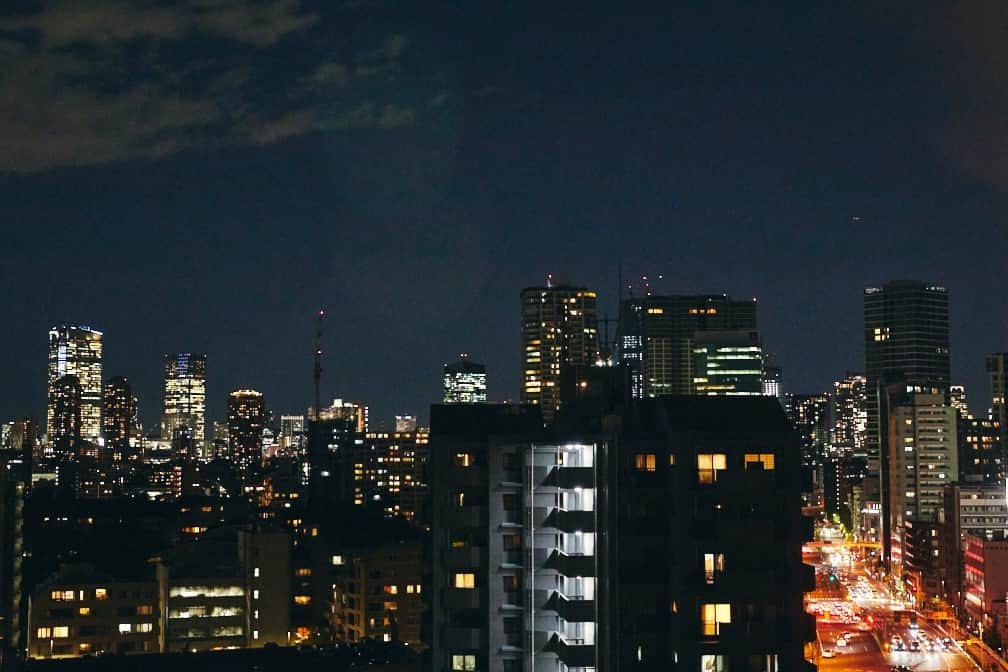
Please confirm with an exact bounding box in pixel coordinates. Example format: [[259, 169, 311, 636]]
[[0, 0, 420, 172]]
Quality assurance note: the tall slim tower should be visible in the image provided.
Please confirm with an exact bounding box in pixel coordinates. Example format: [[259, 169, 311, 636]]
[[47, 325, 103, 443], [227, 389, 265, 469], [520, 281, 599, 423], [831, 372, 867, 459], [987, 353, 1008, 477], [102, 376, 135, 462], [50, 374, 82, 459], [864, 282, 950, 469], [162, 353, 207, 445]]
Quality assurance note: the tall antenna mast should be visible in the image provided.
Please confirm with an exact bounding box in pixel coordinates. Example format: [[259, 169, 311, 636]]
[[313, 309, 324, 421]]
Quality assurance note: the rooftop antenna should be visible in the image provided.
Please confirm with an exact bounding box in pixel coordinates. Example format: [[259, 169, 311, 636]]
[[313, 308, 324, 421]]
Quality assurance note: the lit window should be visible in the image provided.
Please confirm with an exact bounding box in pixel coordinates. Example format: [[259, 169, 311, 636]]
[[415, 583, 422, 594], [383, 633, 392, 642], [294, 595, 311, 605], [454, 453, 474, 468], [79, 607, 91, 616], [136, 623, 153, 633], [51, 590, 75, 602], [703, 553, 725, 584], [669, 454, 676, 466], [95, 588, 108, 600], [332, 555, 344, 566], [119, 623, 132, 634], [634, 453, 657, 472], [701, 603, 731, 636], [701, 654, 726, 671], [254, 567, 260, 577], [296, 568, 312, 577], [253, 590, 260, 600], [744, 453, 775, 471], [137, 605, 153, 616], [79, 643, 92, 653], [455, 491, 465, 507], [407, 584, 415, 594], [384, 584, 399, 595], [697, 454, 727, 483], [452, 654, 477, 671], [37, 627, 51, 639], [253, 630, 260, 640], [454, 573, 476, 589], [52, 626, 70, 638]]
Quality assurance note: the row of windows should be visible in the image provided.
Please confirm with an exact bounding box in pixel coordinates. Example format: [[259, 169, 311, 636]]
[[51, 588, 109, 602], [633, 452, 775, 479], [37, 623, 153, 639]]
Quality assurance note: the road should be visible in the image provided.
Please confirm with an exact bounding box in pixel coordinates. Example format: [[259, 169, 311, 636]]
[[807, 547, 980, 671]]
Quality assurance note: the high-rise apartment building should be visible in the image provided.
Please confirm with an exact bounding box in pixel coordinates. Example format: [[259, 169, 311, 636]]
[[785, 393, 831, 492], [886, 392, 958, 571], [864, 282, 950, 469], [831, 372, 867, 458], [620, 294, 757, 398], [692, 330, 763, 396], [162, 353, 207, 448], [102, 376, 135, 462], [520, 283, 599, 422], [279, 415, 306, 454], [50, 374, 83, 459], [987, 353, 1008, 472], [429, 396, 816, 671], [443, 354, 488, 404], [761, 360, 783, 403], [48, 325, 103, 443], [227, 390, 265, 469], [0, 457, 24, 662]]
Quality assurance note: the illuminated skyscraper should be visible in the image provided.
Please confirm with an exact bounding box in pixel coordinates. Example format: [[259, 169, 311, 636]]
[[47, 325, 103, 443], [864, 282, 950, 469], [692, 330, 763, 396], [162, 353, 207, 448], [279, 415, 306, 453], [317, 399, 368, 433], [762, 360, 783, 403], [50, 374, 83, 459], [443, 354, 487, 404], [620, 294, 757, 398], [785, 392, 831, 491], [102, 376, 135, 461], [520, 282, 599, 422], [227, 390, 265, 469], [831, 372, 867, 458], [987, 353, 1008, 468]]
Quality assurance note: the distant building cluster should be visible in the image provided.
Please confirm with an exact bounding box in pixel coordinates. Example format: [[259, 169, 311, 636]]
[[4, 273, 1008, 667]]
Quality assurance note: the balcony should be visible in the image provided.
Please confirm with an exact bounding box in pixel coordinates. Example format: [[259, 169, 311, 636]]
[[544, 633, 596, 668], [544, 551, 595, 577], [543, 508, 594, 533], [443, 588, 480, 610], [543, 591, 595, 622], [543, 466, 595, 490], [443, 545, 482, 568]]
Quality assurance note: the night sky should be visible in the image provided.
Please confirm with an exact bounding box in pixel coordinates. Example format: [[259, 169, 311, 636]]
[[2, 2, 1008, 430]]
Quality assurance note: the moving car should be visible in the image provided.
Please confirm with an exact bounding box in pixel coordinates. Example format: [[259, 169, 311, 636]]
[[822, 647, 834, 658]]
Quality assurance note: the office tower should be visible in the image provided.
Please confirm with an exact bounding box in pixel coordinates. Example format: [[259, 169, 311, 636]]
[[520, 283, 599, 422], [395, 414, 418, 433], [102, 376, 135, 462], [620, 294, 757, 399], [956, 409, 1000, 485], [279, 415, 306, 453], [887, 392, 957, 571], [443, 354, 488, 404], [864, 281, 950, 468], [950, 384, 969, 415], [831, 372, 867, 458], [692, 330, 763, 396], [785, 393, 831, 492], [762, 360, 783, 402], [317, 399, 368, 433], [0, 457, 24, 662], [47, 325, 103, 443], [50, 374, 83, 458], [939, 483, 1008, 606], [162, 353, 207, 448], [227, 390, 265, 469], [429, 396, 815, 671]]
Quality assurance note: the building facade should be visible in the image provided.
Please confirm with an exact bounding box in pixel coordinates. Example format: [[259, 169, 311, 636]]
[[831, 372, 867, 459], [48, 325, 103, 444], [102, 376, 135, 462], [162, 353, 207, 457], [785, 393, 831, 492], [444, 354, 488, 404], [50, 375, 83, 459], [620, 294, 757, 399], [520, 284, 599, 423], [227, 390, 265, 470], [692, 330, 763, 396]]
